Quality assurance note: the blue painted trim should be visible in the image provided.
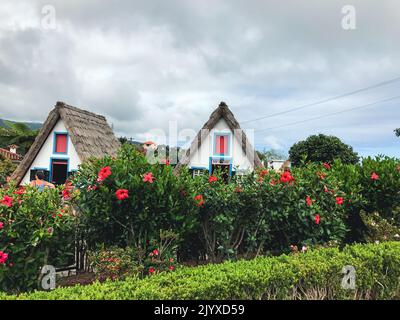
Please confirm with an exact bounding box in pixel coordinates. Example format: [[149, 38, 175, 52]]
[[53, 132, 69, 155], [209, 156, 234, 177], [213, 132, 232, 157], [49, 157, 70, 184]]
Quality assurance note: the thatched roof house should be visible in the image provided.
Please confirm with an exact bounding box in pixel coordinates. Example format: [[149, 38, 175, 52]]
[[11, 101, 120, 185], [174, 102, 263, 177]]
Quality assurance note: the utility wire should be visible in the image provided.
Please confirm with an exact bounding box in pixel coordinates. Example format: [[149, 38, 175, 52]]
[[241, 76, 400, 124], [254, 95, 400, 133]]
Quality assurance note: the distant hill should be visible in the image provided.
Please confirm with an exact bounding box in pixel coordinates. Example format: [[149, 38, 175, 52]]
[[0, 118, 42, 130]]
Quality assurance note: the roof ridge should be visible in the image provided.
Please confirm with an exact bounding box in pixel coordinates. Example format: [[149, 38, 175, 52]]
[[55, 101, 107, 120]]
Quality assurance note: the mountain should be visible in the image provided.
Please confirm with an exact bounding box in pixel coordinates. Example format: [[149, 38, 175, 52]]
[[0, 118, 42, 130]]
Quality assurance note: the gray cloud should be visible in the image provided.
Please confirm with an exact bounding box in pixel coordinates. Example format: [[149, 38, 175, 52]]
[[0, 0, 399, 157]]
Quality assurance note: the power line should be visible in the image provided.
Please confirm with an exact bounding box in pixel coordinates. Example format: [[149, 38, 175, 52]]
[[241, 76, 400, 124], [254, 95, 400, 133]]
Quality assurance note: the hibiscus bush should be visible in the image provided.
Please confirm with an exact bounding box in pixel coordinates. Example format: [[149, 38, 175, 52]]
[[72, 144, 198, 253], [191, 163, 351, 261], [0, 184, 76, 293]]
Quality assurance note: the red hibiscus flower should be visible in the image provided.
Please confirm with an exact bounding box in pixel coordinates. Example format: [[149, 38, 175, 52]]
[[194, 195, 205, 207], [1, 195, 13, 207], [97, 166, 111, 182], [0, 222, 3, 230], [371, 172, 379, 181], [317, 172, 327, 180], [143, 172, 155, 183], [323, 163, 331, 170], [115, 189, 129, 200], [336, 197, 344, 205], [306, 196, 312, 207], [209, 175, 217, 183], [259, 170, 269, 177], [62, 188, 71, 200], [169, 265, 175, 271], [314, 214, 320, 225], [148, 267, 155, 274], [280, 171, 294, 184], [153, 249, 159, 256], [0, 251, 8, 264], [13, 187, 25, 195]]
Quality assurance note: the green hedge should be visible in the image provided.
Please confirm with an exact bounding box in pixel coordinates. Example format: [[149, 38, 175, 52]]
[[1, 242, 399, 300]]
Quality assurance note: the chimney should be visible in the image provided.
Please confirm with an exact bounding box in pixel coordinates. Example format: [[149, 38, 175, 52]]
[[8, 144, 18, 154]]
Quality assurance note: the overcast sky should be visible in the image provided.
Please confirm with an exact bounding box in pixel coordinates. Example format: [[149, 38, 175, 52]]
[[0, 0, 399, 158]]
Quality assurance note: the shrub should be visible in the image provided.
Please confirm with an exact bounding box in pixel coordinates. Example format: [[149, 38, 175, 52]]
[[88, 246, 140, 281], [3, 242, 400, 300], [72, 144, 198, 252], [192, 163, 352, 261], [0, 184, 76, 293]]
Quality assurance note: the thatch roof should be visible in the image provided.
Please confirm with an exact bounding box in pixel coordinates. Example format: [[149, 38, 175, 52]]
[[11, 102, 120, 184], [174, 101, 263, 173]]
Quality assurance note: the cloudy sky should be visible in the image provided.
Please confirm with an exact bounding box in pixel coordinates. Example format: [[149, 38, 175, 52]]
[[0, 0, 399, 158]]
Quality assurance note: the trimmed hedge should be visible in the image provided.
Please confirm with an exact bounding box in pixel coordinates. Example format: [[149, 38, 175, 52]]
[[1, 242, 399, 300]]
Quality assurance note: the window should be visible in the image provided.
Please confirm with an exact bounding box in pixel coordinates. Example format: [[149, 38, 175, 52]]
[[51, 159, 68, 185], [192, 169, 205, 178], [215, 134, 229, 156], [54, 133, 67, 153], [30, 169, 50, 182]]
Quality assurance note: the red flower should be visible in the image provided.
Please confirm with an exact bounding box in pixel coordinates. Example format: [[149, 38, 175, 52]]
[[97, 166, 111, 182], [47, 227, 54, 234], [259, 170, 269, 177], [13, 187, 25, 195], [317, 172, 327, 180], [169, 258, 174, 262], [62, 188, 71, 200], [194, 195, 205, 207], [0, 222, 3, 230], [161, 159, 171, 165], [306, 196, 312, 207], [323, 163, 331, 170], [336, 197, 344, 205], [115, 189, 129, 200], [1, 195, 13, 207], [153, 249, 159, 256], [280, 171, 294, 184], [324, 185, 329, 193], [148, 267, 155, 274], [371, 172, 379, 181], [0, 251, 8, 264], [169, 265, 175, 271], [208, 175, 218, 183], [143, 172, 155, 183], [314, 214, 320, 225]]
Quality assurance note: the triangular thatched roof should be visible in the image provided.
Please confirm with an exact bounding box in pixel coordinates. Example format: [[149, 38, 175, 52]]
[[174, 101, 263, 173], [11, 101, 120, 184]]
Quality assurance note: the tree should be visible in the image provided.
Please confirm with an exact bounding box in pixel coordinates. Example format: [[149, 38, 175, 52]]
[[0, 123, 38, 155], [0, 157, 16, 187], [289, 134, 359, 167], [395, 128, 400, 137]]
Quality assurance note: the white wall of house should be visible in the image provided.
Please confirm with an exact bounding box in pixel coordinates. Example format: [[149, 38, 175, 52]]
[[186, 118, 253, 172], [21, 119, 81, 185]]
